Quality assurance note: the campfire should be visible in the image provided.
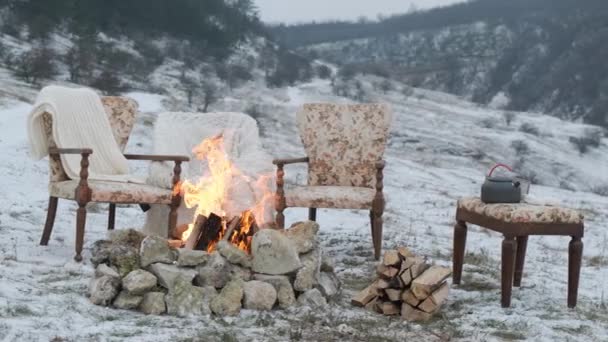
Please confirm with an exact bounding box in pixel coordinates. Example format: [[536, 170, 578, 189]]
[[177, 134, 273, 254]]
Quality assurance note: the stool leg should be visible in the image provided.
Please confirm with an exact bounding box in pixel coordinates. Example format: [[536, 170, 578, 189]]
[[453, 221, 467, 285], [514, 236, 528, 287], [568, 237, 583, 308], [501, 235, 517, 308]]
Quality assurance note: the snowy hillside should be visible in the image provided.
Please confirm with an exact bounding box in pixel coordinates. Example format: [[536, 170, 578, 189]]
[[1, 70, 608, 341]]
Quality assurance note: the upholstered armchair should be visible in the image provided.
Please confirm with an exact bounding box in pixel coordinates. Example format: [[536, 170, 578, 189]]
[[274, 103, 392, 260], [39, 97, 189, 261]]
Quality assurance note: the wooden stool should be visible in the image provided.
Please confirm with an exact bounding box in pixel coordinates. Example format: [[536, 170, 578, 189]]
[[452, 197, 584, 308]]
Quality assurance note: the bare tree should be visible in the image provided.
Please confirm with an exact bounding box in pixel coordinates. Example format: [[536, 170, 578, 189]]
[[199, 82, 217, 113]]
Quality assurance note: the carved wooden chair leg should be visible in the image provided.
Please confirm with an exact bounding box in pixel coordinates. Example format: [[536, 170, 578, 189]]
[[275, 163, 286, 229], [40, 196, 59, 246], [108, 203, 116, 231], [568, 236, 583, 308], [75, 202, 87, 262], [308, 208, 317, 221], [514, 236, 528, 287], [453, 220, 468, 285], [501, 235, 517, 307], [370, 210, 383, 260]]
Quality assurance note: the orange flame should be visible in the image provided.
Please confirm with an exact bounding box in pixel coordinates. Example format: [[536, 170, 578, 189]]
[[179, 134, 273, 252]]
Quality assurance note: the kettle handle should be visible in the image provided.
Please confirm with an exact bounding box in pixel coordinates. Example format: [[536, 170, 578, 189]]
[[488, 163, 513, 177]]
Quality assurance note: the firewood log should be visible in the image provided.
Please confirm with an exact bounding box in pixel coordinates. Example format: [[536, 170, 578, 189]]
[[383, 250, 401, 266], [409, 258, 430, 278], [167, 239, 184, 248], [377, 264, 399, 279], [384, 288, 402, 302], [400, 257, 416, 274], [364, 296, 379, 312], [397, 247, 415, 259], [373, 299, 386, 314], [417, 282, 449, 313], [222, 216, 241, 242], [401, 290, 422, 307], [401, 303, 433, 322], [411, 266, 451, 300], [352, 282, 380, 307], [376, 278, 390, 289], [381, 302, 400, 316]]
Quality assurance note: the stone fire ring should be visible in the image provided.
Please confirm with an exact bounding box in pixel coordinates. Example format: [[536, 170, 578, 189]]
[[87, 221, 341, 316]]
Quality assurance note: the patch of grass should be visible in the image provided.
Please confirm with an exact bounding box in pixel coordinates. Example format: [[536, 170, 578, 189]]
[[587, 255, 608, 267], [459, 273, 499, 292]]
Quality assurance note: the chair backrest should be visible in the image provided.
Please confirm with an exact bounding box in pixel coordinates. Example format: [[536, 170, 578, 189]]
[[44, 96, 138, 182], [296, 103, 392, 188]]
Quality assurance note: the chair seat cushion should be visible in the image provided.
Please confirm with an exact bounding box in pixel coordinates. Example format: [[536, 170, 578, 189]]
[[285, 186, 376, 209], [49, 180, 173, 204], [457, 197, 583, 224]]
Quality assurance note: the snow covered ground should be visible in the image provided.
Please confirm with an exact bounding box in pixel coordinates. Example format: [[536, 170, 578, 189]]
[[1, 77, 608, 341]]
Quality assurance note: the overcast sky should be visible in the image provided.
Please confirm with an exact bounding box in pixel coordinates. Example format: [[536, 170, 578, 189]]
[[254, 0, 466, 24]]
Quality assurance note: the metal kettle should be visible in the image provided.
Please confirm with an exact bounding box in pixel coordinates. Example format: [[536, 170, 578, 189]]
[[481, 164, 522, 204]]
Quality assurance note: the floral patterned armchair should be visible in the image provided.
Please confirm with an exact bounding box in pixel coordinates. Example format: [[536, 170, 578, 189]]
[[274, 103, 392, 260], [39, 96, 189, 261]]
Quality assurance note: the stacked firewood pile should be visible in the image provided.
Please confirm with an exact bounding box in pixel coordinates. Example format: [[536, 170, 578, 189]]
[[351, 247, 451, 321]]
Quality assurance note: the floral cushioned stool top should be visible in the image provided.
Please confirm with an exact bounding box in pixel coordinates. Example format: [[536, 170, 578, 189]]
[[458, 197, 584, 224]]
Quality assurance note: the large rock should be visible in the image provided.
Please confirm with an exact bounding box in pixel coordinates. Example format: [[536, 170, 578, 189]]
[[177, 249, 209, 267], [89, 275, 120, 306], [251, 229, 301, 275], [95, 264, 120, 279], [253, 274, 296, 309], [316, 272, 341, 299], [217, 240, 252, 268], [109, 229, 146, 249], [243, 281, 277, 311], [139, 292, 166, 315], [297, 288, 327, 308], [148, 263, 197, 289], [285, 221, 319, 254], [110, 245, 141, 277], [90, 240, 113, 266], [166, 277, 212, 317], [113, 290, 144, 310], [196, 252, 231, 288], [140, 236, 176, 267], [293, 247, 321, 291], [210, 279, 244, 316], [122, 269, 158, 295]]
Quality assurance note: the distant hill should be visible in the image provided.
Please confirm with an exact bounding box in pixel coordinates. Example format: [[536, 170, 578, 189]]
[[269, 0, 608, 127]]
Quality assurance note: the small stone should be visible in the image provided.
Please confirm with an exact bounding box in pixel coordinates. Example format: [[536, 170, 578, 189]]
[[113, 290, 143, 310], [140, 236, 176, 267], [177, 249, 209, 267], [316, 272, 341, 299], [229, 264, 252, 282], [297, 288, 327, 308], [210, 279, 244, 316], [320, 253, 335, 273], [196, 252, 231, 288], [285, 221, 319, 254], [293, 247, 321, 291], [253, 274, 296, 309], [139, 292, 166, 315], [243, 281, 277, 310], [122, 269, 158, 295], [89, 275, 120, 306], [110, 245, 141, 277], [217, 240, 252, 268], [251, 229, 301, 275], [95, 264, 120, 279], [165, 277, 210, 317], [148, 263, 197, 289], [109, 229, 146, 249]]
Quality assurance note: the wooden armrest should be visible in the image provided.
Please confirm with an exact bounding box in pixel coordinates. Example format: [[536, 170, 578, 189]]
[[49, 147, 93, 155], [272, 157, 309, 166], [124, 154, 190, 162]]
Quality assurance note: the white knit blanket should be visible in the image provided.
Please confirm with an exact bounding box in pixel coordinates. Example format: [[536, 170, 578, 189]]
[[27, 85, 141, 183]]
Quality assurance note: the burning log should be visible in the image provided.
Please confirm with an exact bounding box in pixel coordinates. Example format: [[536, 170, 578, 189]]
[[184, 215, 207, 250], [351, 247, 451, 322], [195, 213, 223, 251]]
